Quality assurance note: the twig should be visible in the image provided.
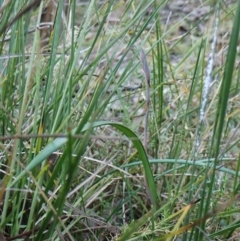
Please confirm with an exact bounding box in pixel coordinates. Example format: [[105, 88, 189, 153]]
[[0, 134, 135, 142], [0, 0, 42, 37]]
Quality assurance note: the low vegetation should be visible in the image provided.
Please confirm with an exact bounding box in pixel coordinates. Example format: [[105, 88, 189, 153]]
[[0, 0, 240, 240]]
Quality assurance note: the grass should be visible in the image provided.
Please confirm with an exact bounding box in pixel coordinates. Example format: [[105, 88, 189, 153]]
[[0, 0, 240, 240]]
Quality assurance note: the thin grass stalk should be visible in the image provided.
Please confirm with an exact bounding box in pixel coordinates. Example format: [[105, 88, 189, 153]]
[[198, 2, 240, 240], [212, 3, 240, 156], [0, 1, 44, 227], [233, 155, 240, 196], [152, 1, 163, 158], [180, 40, 207, 240], [33, 62, 108, 238], [41, 0, 65, 131], [186, 5, 220, 241], [50, 0, 95, 133], [78, 0, 115, 70]]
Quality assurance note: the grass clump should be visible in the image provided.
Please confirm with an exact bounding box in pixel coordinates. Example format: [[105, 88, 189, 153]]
[[0, 0, 240, 240]]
